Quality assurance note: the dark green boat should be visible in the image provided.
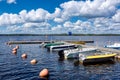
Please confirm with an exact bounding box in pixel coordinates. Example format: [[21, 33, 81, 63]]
[[44, 42, 64, 48]]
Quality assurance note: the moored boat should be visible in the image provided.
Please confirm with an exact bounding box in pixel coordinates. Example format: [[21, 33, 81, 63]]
[[47, 44, 78, 51], [58, 47, 97, 59], [43, 42, 65, 48], [79, 53, 116, 65], [104, 43, 120, 49]]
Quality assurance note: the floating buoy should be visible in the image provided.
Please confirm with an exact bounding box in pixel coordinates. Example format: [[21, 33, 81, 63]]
[[15, 45, 19, 49], [21, 53, 27, 59], [12, 50, 17, 54], [12, 48, 17, 51], [30, 59, 38, 65], [39, 68, 49, 78]]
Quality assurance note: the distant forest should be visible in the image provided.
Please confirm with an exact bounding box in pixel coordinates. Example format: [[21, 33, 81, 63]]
[[0, 34, 120, 36]]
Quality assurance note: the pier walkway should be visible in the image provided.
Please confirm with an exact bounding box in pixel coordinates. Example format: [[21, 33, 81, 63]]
[[80, 44, 120, 54], [6, 40, 94, 45]]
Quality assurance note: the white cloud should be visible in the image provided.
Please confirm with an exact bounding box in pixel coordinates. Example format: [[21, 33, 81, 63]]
[[0, 13, 23, 26], [23, 22, 50, 29], [0, 0, 120, 34], [0, 8, 52, 26], [91, 17, 120, 33], [53, 8, 61, 18], [63, 21, 73, 28], [7, 0, 16, 4], [112, 10, 120, 22], [51, 25, 62, 31], [59, 0, 120, 19], [54, 18, 64, 23], [63, 20, 92, 31], [22, 9, 50, 22], [0, 8, 53, 33], [109, 23, 120, 30]]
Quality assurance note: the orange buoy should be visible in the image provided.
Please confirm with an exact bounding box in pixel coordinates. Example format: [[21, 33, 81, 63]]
[[39, 68, 49, 78], [21, 53, 27, 59], [12, 48, 17, 51], [12, 50, 17, 54], [15, 45, 19, 49], [30, 59, 38, 65]]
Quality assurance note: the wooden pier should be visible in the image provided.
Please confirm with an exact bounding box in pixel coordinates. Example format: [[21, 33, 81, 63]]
[[64, 40, 94, 43], [6, 40, 94, 45], [80, 44, 120, 54], [6, 41, 52, 45], [6, 40, 120, 58]]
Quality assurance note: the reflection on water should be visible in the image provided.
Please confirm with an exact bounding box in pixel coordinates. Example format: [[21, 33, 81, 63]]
[[0, 36, 120, 80]]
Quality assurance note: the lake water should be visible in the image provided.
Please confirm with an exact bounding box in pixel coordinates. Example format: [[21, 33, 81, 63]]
[[0, 36, 120, 80]]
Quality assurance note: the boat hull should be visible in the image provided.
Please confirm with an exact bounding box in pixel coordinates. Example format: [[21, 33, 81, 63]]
[[44, 43, 64, 48], [48, 45, 77, 51], [65, 49, 97, 59], [58, 48, 97, 59], [83, 56, 115, 64], [104, 43, 120, 49], [105, 46, 120, 49], [80, 53, 116, 65]]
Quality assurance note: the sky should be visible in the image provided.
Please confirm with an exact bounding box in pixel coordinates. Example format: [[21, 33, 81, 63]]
[[0, 0, 120, 34]]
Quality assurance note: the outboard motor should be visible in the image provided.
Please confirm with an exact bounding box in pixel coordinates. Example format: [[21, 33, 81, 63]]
[[58, 50, 64, 58]]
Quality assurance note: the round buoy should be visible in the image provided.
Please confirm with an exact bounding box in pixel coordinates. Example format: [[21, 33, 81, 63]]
[[15, 45, 19, 49], [12, 50, 17, 54], [30, 59, 38, 65], [21, 53, 27, 59], [39, 68, 49, 78], [12, 48, 17, 51]]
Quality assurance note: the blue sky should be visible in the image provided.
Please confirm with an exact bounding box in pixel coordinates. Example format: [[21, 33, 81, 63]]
[[0, 0, 120, 34]]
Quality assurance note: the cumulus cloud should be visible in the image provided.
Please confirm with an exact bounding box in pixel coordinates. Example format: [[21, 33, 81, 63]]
[[0, 0, 120, 34], [7, 0, 16, 4], [0, 8, 51, 26], [0, 8, 53, 33], [23, 22, 51, 30], [0, 13, 23, 26], [57, 17, 120, 34], [19, 9, 51, 22], [112, 10, 120, 22], [59, 0, 120, 20], [91, 17, 120, 33]]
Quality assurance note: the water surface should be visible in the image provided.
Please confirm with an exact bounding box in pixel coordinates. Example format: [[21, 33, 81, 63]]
[[0, 36, 120, 80]]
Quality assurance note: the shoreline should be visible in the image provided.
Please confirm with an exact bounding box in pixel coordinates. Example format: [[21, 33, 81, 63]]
[[0, 34, 120, 36]]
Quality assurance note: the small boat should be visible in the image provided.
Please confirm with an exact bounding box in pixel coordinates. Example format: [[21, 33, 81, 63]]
[[47, 44, 78, 51], [104, 43, 120, 49], [43, 42, 64, 48], [58, 47, 97, 59], [79, 53, 116, 65]]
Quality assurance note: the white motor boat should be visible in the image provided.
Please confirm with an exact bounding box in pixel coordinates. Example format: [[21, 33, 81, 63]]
[[58, 47, 97, 59], [104, 43, 120, 49]]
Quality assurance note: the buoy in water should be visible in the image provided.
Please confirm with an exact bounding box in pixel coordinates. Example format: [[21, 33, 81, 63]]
[[39, 68, 49, 78], [21, 53, 27, 59], [12, 50, 17, 54], [15, 45, 19, 49], [12, 48, 17, 51], [30, 59, 38, 65]]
